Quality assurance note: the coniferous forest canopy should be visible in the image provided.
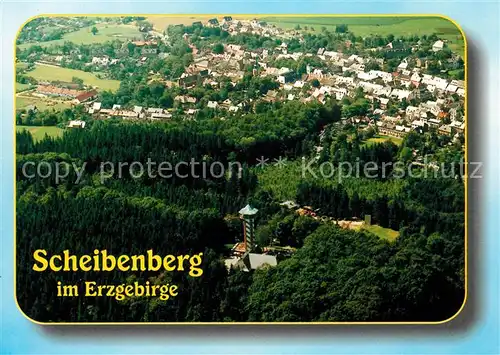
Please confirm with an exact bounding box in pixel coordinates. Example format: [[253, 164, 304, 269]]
[[16, 16, 465, 323]]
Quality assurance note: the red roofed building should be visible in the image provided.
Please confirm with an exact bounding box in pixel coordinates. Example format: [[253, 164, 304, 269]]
[[74, 90, 98, 104], [36, 85, 82, 98]]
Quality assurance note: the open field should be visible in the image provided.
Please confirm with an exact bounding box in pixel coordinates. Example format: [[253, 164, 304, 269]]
[[18, 23, 143, 50], [27, 64, 121, 91], [16, 62, 29, 70], [364, 135, 403, 146], [337, 220, 399, 242], [361, 224, 400, 242], [262, 16, 465, 55], [16, 125, 64, 141], [16, 82, 32, 92], [16, 96, 72, 111]]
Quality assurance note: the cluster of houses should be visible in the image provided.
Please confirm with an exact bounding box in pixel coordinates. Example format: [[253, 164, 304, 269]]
[[22, 17, 465, 142], [373, 96, 465, 139], [162, 34, 465, 138], [205, 16, 296, 39], [81, 33, 465, 139], [87, 102, 173, 120], [85, 96, 246, 121], [174, 18, 465, 138]]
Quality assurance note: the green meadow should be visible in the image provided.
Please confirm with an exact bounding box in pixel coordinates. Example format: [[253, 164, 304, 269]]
[[27, 64, 121, 91], [18, 23, 143, 50], [363, 135, 403, 147], [16, 96, 72, 111], [16, 125, 64, 141], [15, 82, 32, 92], [361, 224, 400, 242], [262, 16, 465, 55]]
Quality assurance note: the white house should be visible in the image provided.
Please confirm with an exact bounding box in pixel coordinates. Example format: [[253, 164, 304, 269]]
[[432, 40, 445, 52], [68, 120, 86, 129], [92, 56, 110, 66], [390, 89, 413, 101], [293, 80, 305, 88], [358, 71, 378, 81]]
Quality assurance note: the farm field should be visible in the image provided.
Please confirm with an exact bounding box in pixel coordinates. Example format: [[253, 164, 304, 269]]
[[16, 96, 72, 111], [16, 125, 65, 141], [18, 23, 143, 50], [262, 16, 465, 55], [27, 64, 121, 91]]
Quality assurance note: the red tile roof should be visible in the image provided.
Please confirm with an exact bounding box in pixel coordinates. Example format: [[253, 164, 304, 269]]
[[75, 90, 98, 103]]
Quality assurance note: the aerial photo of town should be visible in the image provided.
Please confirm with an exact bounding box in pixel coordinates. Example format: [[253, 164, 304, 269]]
[[16, 15, 466, 323]]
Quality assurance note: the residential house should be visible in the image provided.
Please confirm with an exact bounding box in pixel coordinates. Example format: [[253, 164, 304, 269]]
[[179, 74, 201, 88], [378, 97, 389, 109], [276, 67, 295, 84], [406, 105, 420, 119], [390, 88, 413, 101], [226, 252, 278, 272], [397, 58, 409, 71], [427, 118, 441, 128], [293, 80, 305, 89], [450, 120, 465, 133], [432, 40, 445, 52], [207, 101, 219, 109], [150, 112, 172, 121], [263, 90, 279, 102], [88, 101, 102, 114], [73, 90, 98, 104], [68, 120, 86, 129], [207, 18, 219, 27], [92, 56, 110, 66], [438, 124, 452, 135], [378, 122, 408, 138], [174, 95, 197, 104]]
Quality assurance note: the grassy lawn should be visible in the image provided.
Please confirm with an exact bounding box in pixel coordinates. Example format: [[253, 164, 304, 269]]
[[16, 82, 32, 92], [16, 96, 72, 111], [361, 224, 400, 242], [26, 64, 120, 91], [364, 135, 403, 146], [16, 125, 64, 141], [18, 24, 143, 50], [16, 62, 29, 70], [447, 69, 465, 80], [262, 16, 464, 56]]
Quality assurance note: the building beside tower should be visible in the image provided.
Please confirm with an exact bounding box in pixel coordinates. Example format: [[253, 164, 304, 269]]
[[224, 204, 277, 272]]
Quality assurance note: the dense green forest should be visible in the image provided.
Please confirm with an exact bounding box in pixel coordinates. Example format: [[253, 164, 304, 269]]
[[16, 100, 464, 322]]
